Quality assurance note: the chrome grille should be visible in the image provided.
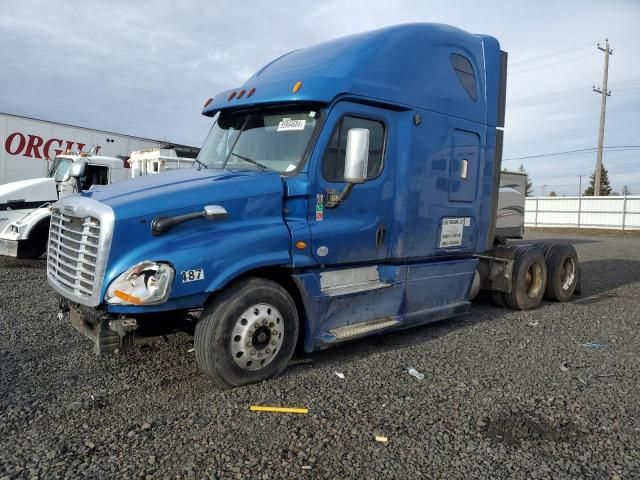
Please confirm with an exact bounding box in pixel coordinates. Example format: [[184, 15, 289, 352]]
[[47, 197, 114, 306], [48, 210, 100, 298]]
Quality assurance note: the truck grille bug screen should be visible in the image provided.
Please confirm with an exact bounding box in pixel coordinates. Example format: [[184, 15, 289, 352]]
[[47, 209, 102, 302]]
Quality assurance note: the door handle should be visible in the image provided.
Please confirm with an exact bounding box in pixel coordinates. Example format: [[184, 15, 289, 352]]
[[375, 224, 386, 249]]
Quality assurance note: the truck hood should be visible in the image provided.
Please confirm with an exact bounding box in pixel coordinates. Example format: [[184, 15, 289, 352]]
[[0, 177, 58, 208], [82, 168, 284, 220]]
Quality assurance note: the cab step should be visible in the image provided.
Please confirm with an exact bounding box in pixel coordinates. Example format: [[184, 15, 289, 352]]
[[328, 317, 399, 340], [320, 266, 391, 297]]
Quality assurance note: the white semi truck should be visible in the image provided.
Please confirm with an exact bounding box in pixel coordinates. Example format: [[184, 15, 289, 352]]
[[0, 112, 196, 185], [0, 148, 194, 258]]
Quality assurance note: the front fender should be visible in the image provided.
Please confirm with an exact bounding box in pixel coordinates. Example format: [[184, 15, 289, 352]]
[[19, 207, 52, 239], [104, 191, 291, 314]]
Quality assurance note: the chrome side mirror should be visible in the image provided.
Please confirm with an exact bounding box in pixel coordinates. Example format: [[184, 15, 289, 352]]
[[69, 160, 87, 192], [343, 128, 369, 184], [326, 128, 370, 208], [69, 160, 87, 179]]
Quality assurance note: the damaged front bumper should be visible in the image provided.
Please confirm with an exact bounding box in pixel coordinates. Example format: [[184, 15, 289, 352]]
[[61, 300, 138, 354]]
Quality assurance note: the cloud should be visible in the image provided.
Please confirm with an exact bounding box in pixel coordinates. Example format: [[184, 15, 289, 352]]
[[1, 0, 638, 192]]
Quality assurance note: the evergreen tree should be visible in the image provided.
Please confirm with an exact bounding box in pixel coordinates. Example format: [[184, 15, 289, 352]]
[[518, 164, 534, 196], [583, 163, 612, 196]]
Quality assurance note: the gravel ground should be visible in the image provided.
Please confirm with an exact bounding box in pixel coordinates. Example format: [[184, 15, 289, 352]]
[[1, 231, 639, 479]]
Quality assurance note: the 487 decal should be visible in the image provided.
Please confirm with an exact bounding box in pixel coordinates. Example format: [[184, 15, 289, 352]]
[[181, 268, 204, 283]]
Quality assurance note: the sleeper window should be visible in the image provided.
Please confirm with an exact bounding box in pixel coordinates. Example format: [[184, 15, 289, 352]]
[[450, 54, 477, 101], [322, 116, 385, 182]]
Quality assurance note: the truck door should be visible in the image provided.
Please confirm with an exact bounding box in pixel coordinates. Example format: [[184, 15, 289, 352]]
[[307, 102, 395, 265]]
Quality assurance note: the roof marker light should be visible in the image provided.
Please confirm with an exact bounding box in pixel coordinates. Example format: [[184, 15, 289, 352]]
[[247, 87, 256, 97], [292, 81, 302, 93], [203, 98, 213, 107], [227, 91, 237, 101], [237, 89, 246, 99]]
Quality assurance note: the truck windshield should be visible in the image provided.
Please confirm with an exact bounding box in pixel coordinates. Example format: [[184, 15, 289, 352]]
[[48, 157, 74, 182], [196, 108, 320, 173]]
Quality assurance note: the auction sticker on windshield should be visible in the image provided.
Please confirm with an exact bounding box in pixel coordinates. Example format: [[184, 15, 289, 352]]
[[277, 118, 306, 132]]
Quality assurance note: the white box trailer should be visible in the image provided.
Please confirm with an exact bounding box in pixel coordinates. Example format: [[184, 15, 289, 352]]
[[0, 112, 197, 185]]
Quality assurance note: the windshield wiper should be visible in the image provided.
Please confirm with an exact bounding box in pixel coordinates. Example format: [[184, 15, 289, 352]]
[[230, 152, 270, 172], [193, 158, 208, 170]]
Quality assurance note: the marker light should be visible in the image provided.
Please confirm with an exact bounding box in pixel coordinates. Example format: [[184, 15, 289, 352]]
[[237, 89, 246, 99], [227, 91, 237, 101], [113, 290, 143, 305], [247, 87, 256, 97], [295, 241, 307, 250], [292, 81, 302, 93], [203, 98, 213, 107]]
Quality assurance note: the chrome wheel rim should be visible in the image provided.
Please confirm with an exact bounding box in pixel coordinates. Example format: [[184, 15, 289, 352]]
[[230, 303, 283, 371], [561, 257, 576, 291]]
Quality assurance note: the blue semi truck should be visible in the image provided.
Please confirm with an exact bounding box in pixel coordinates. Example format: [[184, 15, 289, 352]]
[[47, 24, 580, 388]]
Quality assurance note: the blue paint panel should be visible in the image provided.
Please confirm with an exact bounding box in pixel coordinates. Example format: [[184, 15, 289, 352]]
[[386, 109, 486, 259], [306, 101, 398, 265], [293, 266, 407, 352], [293, 259, 476, 352], [404, 259, 478, 316], [449, 130, 481, 203], [204, 23, 493, 126], [90, 171, 291, 313]]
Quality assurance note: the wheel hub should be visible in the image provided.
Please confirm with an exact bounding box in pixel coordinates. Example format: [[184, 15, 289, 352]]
[[525, 263, 544, 299], [230, 303, 283, 371], [561, 257, 576, 291]]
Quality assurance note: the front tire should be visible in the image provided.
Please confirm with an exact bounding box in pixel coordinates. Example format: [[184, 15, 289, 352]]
[[195, 278, 299, 389]]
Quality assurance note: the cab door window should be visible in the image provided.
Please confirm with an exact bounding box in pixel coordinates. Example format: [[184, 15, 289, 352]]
[[80, 165, 110, 190], [322, 116, 385, 182]]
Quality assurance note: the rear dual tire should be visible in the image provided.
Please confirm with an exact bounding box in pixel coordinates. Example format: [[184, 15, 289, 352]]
[[543, 244, 579, 301], [504, 246, 547, 310]]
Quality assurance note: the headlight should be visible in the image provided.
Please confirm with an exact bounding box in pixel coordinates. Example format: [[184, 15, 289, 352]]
[[105, 261, 174, 305]]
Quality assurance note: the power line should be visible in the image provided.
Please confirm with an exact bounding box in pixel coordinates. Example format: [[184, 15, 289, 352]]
[[503, 145, 640, 162], [505, 80, 640, 109], [509, 52, 600, 75], [509, 42, 593, 67]]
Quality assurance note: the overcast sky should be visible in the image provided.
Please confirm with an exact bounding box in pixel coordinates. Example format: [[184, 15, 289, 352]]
[[1, 0, 638, 195]]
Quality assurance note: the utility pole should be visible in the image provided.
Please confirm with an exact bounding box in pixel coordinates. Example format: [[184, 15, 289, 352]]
[[592, 39, 612, 196], [578, 175, 584, 197]]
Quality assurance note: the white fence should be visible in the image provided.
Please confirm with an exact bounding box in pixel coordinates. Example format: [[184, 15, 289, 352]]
[[525, 196, 640, 230]]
